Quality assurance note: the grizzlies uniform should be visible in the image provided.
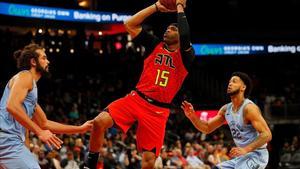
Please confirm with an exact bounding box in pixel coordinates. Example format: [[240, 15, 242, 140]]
[[0, 71, 40, 169], [216, 99, 269, 169]]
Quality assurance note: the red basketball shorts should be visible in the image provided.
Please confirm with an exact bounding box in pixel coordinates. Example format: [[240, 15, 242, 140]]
[[106, 91, 170, 156]]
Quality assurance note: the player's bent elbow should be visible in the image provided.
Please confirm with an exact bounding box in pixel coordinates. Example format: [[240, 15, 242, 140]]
[[204, 129, 213, 135], [124, 20, 132, 31], [205, 131, 211, 135], [267, 131, 272, 142], [202, 123, 212, 134], [202, 131, 210, 135], [196, 127, 210, 134], [123, 21, 140, 38], [262, 131, 272, 143]]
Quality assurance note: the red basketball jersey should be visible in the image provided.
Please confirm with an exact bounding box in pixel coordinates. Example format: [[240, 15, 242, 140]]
[[136, 42, 188, 103]]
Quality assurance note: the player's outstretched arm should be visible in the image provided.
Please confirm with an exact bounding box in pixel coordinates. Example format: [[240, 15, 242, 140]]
[[176, 0, 195, 69], [6, 72, 62, 149], [181, 101, 226, 134], [32, 104, 93, 134], [177, 0, 191, 52], [124, 1, 175, 39]]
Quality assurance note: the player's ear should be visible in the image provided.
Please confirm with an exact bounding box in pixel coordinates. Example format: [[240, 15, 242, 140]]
[[30, 58, 37, 67], [241, 84, 246, 92]]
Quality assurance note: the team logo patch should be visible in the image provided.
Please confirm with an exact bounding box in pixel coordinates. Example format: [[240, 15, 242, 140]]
[[246, 158, 260, 169]]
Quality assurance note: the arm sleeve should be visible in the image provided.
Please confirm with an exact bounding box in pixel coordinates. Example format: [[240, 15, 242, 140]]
[[178, 12, 195, 71], [133, 28, 160, 59]]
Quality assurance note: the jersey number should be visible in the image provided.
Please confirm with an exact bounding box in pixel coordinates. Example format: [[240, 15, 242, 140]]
[[231, 128, 242, 139], [155, 69, 169, 87]]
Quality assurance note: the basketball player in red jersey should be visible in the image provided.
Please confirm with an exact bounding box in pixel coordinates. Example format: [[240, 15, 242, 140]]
[[86, 0, 194, 168]]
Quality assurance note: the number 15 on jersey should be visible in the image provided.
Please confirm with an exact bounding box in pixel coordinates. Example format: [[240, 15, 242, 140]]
[[155, 69, 170, 87]]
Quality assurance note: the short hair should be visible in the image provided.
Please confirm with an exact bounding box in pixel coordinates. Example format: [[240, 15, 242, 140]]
[[13, 43, 43, 70], [169, 23, 178, 28], [231, 72, 253, 98]]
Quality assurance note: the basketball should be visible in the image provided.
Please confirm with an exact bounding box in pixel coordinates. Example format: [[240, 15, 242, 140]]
[[159, 0, 177, 10]]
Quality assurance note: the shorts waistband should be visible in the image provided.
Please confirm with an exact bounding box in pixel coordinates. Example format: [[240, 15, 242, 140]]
[[135, 90, 172, 109]]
